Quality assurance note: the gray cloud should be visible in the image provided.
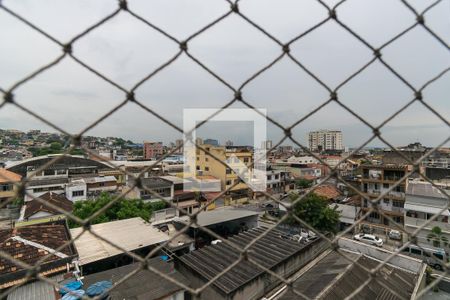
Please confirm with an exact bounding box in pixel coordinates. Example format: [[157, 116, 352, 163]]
[[0, 0, 448, 147]]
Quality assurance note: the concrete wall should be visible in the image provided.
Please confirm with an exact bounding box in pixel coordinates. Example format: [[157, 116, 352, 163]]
[[338, 237, 423, 273]]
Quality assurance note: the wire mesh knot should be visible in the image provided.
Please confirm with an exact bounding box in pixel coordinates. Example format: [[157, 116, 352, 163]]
[[416, 15, 425, 25], [414, 91, 423, 100], [126, 91, 135, 102], [329, 9, 337, 19], [179, 41, 188, 51], [230, 3, 239, 13], [71, 135, 82, 147], [234, 91, 242, 101], [119, 0, 128, 11], [373, 49, 382, 58], [330, 91, 338, 100], [282, 44, 290, 53], [62, 43, 72, 54], [3, 91, 14, 103]]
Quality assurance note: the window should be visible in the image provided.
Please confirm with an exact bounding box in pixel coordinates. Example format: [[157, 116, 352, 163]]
[[383, 199, 389, 204], [72, 190, 84, 197], [205, 157, 209, 162], [226, 168, 231, 174], [196, 166, 200, 170], [395, 185, 404, 192], [374, 183, 378, 190], [410, 248, 422, 255], [402, 247, 410, 253], [275, 175, 279, 180], [196, 157, 199, 161], [267, 175, 272, 180], [393, 216, 402, 223], [99, 182, 105, 187], [433, 253, 444, 260], [226, 180, 232, 185], [383, 183, 389, 189], [243, 157, 249, 163], [0, 184, 12, 192], [205, 167, 209, 171], [393, 200, 404, 208]]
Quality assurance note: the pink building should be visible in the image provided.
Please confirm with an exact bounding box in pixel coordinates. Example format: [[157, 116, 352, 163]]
[[143, 141, 163, 159]]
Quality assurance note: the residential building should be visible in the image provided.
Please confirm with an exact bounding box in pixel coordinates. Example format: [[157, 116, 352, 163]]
[[25, 177, 68, 201], [83, 175, 117, 198], [360, 164, 409, 229], [404, 181, 450, 247], [65, 179, 87, 202], [0, 169, 21, 205], [196, 145, 252, 205], [143, 141, 163, 159], [225, 140, 233, 146], [308, 130, 343, 152], [20, 192, 73, 221], [124, 177, 173, 202], [266, 169, 289, 194], [261, 140, 273, 150]]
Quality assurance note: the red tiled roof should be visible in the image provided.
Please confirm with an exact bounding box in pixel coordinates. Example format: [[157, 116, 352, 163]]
[[0, 224, 75, 280], [0, 169, 21, 183], [24, 192, 73, 219], [313, 185, 342, 200]]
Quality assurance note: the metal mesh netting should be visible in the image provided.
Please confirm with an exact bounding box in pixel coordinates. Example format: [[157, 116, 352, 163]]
[[0, 0, 449, 299]]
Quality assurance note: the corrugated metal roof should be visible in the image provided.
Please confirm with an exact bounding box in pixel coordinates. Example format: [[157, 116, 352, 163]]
[[70, 217, 170, 265], [278, 250, 418, 300], [178, 226, 315, 294], [7, 274, 63, 300]]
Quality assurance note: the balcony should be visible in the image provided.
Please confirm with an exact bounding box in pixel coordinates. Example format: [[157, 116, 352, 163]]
[[405, 216, 450, 233]]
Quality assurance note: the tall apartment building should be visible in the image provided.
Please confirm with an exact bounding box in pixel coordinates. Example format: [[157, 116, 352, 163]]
[[261, 140, 273, 150], [308, 130, 343, 152], [143, 141, 163, 159], [196, 145, 253, 205], [360, 164, 409, 229]]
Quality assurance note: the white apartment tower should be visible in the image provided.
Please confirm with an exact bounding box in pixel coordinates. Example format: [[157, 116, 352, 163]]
[[308, 130, 343, 152]]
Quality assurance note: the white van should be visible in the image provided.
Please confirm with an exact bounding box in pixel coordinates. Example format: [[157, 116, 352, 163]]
[[400, 244, 447, 270]]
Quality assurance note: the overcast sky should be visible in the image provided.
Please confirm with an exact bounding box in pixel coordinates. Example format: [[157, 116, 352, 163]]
[[0, 0, 449, 148]]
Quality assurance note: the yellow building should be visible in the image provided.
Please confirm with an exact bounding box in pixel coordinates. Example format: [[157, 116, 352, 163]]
[[196, 145, 253, 205], [0, 169, 22, 205]]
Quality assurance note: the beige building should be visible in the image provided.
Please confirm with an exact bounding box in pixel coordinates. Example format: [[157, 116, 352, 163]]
[[196, 145, 253, 205], [308, 130, 343, 152], [0, 169, 22, 205]]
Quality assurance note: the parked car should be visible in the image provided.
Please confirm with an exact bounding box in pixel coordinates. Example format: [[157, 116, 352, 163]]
[[400, 244, 447, 270], [299, 228, 317, 238], [353, 233, 383, 247], [388, 230, 402, 240]]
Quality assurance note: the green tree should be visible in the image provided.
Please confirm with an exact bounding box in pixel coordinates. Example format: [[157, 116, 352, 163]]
[[295, 178, 313, 189], [427, 226, 449, 248], [286, 193, 340, 233], [50, 142, 62, 151], [69, 192, 167, 228]]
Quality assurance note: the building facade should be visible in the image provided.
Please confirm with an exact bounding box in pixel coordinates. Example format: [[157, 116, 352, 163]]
[[143, 141, 163, 160], [360, 165, 408, 229], [308, 130, 343, 152]]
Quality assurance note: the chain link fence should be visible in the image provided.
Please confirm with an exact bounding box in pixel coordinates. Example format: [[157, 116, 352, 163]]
[[0, 0, 449, 299]]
